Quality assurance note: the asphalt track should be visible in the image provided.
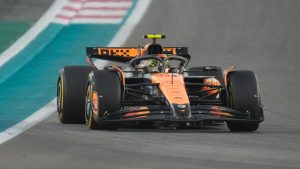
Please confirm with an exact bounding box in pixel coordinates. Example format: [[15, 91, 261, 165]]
[[1, 0, 300, 169]]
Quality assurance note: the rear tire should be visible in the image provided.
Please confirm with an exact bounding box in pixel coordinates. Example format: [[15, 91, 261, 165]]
[[85, 70, 121, 130], [57, 66, 93, 124], [226, 70, 262, 132]]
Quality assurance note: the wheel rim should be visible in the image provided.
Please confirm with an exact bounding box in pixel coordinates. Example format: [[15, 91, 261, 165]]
[[57, 78, 63, 117], [85, 84, 93, 127]]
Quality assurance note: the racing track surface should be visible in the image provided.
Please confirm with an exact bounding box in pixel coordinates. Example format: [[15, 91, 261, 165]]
[[1, 0, 300, 169]]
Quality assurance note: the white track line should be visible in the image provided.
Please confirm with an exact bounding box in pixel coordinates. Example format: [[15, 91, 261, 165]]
[[94, 0, 152, 66], [0, 0, 68, 68], [0, 0, 152, 144], [109, 0, 152, 46], [0, 99, 57, 144], [71, 18, 123, 24]]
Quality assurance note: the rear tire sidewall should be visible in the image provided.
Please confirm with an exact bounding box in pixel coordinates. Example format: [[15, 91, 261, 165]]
[[57, 66, 93, 124]]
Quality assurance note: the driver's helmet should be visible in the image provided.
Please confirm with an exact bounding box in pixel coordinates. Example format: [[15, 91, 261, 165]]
[[136, 43, 169, 72], [144, 43, 163, 55]]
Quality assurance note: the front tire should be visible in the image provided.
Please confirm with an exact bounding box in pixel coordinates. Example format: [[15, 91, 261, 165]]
[[85, 70, 121, 130], [226, 70, 262, 132]]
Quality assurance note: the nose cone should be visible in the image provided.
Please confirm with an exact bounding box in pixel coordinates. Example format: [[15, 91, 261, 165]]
[[151, 73, 192, 119]]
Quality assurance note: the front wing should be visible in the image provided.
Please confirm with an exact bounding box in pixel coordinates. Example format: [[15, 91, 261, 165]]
[[97, 105, 264, 125]]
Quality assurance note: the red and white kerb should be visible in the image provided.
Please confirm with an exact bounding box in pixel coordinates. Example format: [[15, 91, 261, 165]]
[[53, 0, 133, 24]]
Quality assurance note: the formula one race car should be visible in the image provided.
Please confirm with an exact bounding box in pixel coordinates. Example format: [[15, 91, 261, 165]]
[[57, 34, 264, 131]]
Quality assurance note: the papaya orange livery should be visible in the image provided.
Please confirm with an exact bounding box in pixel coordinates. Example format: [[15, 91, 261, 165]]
[[57, 34, 264, 131], [97, 47, 139, 57], [86, 46, 189, 62], [151, 73, 189, 105]]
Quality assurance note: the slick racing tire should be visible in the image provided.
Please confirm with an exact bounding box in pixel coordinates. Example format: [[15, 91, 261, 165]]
[[226, 70, 261, 132], [57, 66, 93, 124], [85, 70, 121, 130]]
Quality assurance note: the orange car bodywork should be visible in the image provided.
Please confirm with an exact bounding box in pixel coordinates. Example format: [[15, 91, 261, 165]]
[[95, 47, 181, 57], [151, 73, 189, 105]]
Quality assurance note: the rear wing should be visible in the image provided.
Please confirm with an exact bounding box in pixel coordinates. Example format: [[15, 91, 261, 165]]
[[86, 47, 189, 63]]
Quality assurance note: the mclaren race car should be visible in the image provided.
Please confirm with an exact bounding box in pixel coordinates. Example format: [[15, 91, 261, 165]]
[[57, 34, 264, 131]]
